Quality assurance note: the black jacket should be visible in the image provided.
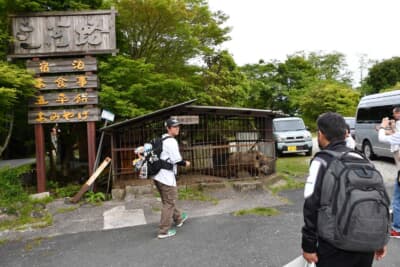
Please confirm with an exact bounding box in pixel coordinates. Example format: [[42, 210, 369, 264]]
[[301, 140, 351, 254]]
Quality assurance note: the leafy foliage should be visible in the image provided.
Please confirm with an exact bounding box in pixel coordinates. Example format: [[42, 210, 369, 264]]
[[84, 191, 105, 204], [114, 0, 230, 73], [0, 61, 35, 156], [240, 51, 355, 117], [379, 82, 400, 93], [0, 165, 30, 208], [298, 80, 360, 129], [199, 50, 248, 106], [364, 57, 400, 94], [99, 55, 196, 118]]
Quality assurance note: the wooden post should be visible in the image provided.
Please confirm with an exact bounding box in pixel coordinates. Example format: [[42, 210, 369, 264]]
[[34, 124, 46, 192], [70, 157, 111, 203], [87, 121, 96, 176]]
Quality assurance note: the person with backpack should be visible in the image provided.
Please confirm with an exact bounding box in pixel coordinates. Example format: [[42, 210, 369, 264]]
[[302, 112, 389, 267], [152, 118, 190, 239]]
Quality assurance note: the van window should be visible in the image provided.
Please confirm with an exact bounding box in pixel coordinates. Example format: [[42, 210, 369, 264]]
[[356, 105, 393, 123], [274, 120, 305, 131]]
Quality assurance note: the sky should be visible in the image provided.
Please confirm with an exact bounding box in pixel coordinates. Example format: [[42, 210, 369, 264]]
[[207, 0, 400, 86]]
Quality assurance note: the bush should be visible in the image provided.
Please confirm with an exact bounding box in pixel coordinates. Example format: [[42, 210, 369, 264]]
[[54, 184, 81, 198], [0, 165, 30, 209]]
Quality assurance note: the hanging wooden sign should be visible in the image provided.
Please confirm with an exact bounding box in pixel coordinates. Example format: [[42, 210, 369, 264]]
[[29, 91, 98, 107], [28, 107, 100, 124], [27, 57, 97, 74], [32, 74, 98, 90], [9, 9, 117, 58]]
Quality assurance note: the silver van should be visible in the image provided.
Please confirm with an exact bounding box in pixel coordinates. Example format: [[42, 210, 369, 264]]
[[273, 117, 313, 156], [355, 90, 400, 159]]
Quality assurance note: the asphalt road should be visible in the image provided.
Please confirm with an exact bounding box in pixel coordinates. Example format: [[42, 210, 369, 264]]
[[1, 186, 399, 267]]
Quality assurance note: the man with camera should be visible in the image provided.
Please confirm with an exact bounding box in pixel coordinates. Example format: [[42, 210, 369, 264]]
[[378, 106, 400, 238]]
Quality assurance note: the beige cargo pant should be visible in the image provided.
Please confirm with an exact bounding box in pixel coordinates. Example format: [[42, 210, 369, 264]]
[[154, 180, 183, 234]]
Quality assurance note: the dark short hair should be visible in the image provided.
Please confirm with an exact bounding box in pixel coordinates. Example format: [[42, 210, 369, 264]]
[[345, 123, 350, 132], [317, 112, 346, 142], [393, 106, 400, 113]]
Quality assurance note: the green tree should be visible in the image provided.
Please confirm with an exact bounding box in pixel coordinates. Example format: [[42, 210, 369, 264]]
[[114, 0, 230, 73], [308, 51, 352, 84], [379, 82, 400, 93], [277, 54, 318, 90], [245, 52, 354, 115], [99, 55, 196, 118], [0, 61, 35, 157], [240, 61, 281, 110], [364, 57, 400, 94], [299, 80, 359, 129], [199, 50, 248, 106]]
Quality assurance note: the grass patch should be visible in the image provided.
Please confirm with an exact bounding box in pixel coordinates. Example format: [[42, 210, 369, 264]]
[[268, 155, 309, 194], [233, 207, 280, 216], [268, 175, 305, 194], [178, 187, 218, 204], [0, 206, 53, 231], [276, 156, 310, 178], [56, 206, 78, 214], [53, 184, 81, 198]]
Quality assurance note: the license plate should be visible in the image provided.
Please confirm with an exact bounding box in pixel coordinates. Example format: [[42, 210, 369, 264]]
[[288, 146, 297, 152]]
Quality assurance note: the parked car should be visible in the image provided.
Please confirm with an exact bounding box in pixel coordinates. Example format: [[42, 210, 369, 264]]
[[273, 117, 313, 156], [344, 117, 355, 139], [355, 90, 400, 159]]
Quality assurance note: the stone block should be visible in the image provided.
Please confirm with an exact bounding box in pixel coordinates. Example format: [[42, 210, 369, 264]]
[[125, 185, 153, 196], [111, 188, 126, 201], [200, 182, 226, 190], [232, 181, 263, 192], [29, 192, 50, 200]]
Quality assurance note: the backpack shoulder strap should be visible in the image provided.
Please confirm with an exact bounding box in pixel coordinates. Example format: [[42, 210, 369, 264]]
[[314, 150, 343, 160], [161, 135, 172, 142], [314, 149, 369, 163]]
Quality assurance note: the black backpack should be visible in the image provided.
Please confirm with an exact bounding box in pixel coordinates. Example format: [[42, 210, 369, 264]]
[[145, 136, 173, 176], [315, 150, 390, 252]]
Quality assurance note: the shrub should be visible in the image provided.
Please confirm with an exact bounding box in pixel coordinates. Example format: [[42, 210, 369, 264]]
[[0, 165, 30, 209]]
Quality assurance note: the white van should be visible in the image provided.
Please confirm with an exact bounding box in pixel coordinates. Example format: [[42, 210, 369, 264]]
[[355, 90, 400, 159], [273, 117, 313, 156]]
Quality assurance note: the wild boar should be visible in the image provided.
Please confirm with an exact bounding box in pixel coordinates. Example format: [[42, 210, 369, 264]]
[[227, 150, 273, 178]]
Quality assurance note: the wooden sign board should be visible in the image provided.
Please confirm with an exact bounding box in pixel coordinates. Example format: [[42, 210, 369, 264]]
[[171, 115, 199, 125], [28, 107, 100, 124], [9, 10, 117, 58], [32, 74, 98, 90], [29, 91, 98, 107], [27, 58, 97, 74]]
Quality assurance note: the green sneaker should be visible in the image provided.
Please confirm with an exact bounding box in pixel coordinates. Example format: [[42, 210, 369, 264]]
[[157, 228, 176, 239], [176, 212, 188, 227]]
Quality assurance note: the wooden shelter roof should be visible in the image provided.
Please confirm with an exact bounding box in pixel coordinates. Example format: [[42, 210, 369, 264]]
[[101, 99, 286, 132]]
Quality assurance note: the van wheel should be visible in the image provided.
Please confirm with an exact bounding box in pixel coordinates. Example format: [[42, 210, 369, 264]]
[[363, 141, 376, 160], [305, 148, 312, 156]]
